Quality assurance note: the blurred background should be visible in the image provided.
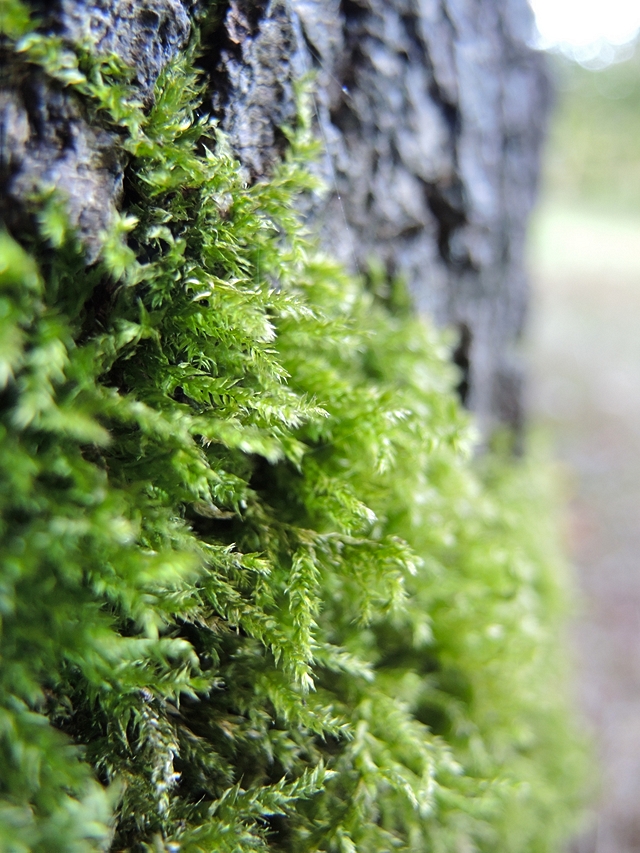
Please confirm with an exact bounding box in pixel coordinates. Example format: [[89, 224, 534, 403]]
[[527, 2, 640, 850]]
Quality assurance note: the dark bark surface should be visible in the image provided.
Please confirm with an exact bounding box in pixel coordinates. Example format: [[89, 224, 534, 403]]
[[1, 0, 194, 260], [1, 0, 550, 435]]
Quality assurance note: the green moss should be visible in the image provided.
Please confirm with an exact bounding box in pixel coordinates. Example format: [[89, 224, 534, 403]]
[[0, 10, 586, 852]]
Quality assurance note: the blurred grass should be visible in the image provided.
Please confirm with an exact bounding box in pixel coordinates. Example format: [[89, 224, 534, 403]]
[[530, 204, 640, 279], [528, 38, 640, 853], [544, 46, 640, 214], [529, 39, 640, 431]]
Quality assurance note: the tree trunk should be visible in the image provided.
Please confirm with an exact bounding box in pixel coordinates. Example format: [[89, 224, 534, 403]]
[[1, 0, 549, 437]]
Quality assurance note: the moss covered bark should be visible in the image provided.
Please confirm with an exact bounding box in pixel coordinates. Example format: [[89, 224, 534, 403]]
[[0, 5, 585, 852]]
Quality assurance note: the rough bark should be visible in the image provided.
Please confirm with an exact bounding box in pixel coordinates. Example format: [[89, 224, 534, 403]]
[[1, 0, 194, 260], [1, 0, 550, 435]]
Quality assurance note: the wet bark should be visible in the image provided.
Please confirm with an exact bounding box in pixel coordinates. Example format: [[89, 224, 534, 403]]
[[1, 0, 550, 436]]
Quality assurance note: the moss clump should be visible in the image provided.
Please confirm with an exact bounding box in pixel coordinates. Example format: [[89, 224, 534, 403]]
[[0, 8, 585, 852]]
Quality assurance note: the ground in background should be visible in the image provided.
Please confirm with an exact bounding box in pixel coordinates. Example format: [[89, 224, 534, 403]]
[[529, 201, 640, 853]]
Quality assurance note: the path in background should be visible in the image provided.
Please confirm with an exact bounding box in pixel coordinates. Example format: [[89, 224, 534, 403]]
[[528, 203, 640, 853]]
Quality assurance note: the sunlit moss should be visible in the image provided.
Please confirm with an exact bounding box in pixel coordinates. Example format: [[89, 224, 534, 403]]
[[0, 9, 586, 852]]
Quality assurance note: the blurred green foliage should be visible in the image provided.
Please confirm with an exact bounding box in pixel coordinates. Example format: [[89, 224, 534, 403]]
[[544, 41, 640, 211], [0, 4, 586, 851]]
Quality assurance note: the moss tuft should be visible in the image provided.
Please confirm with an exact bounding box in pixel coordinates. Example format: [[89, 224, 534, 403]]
[[0, 9, 586, 852]]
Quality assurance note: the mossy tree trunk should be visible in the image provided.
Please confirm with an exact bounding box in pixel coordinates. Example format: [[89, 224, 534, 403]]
[[2, 0, 549, 438], [0, 4, 587, 851]]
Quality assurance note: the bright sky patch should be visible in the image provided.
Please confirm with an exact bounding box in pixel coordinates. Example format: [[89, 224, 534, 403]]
[[530, 0, 640, 65]]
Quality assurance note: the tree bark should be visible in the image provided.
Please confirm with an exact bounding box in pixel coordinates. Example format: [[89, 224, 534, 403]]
[[1, 0, 550, 436]]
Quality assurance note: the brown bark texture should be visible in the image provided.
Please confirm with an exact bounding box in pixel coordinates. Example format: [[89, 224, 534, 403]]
[[0, 0, 550, 436]]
